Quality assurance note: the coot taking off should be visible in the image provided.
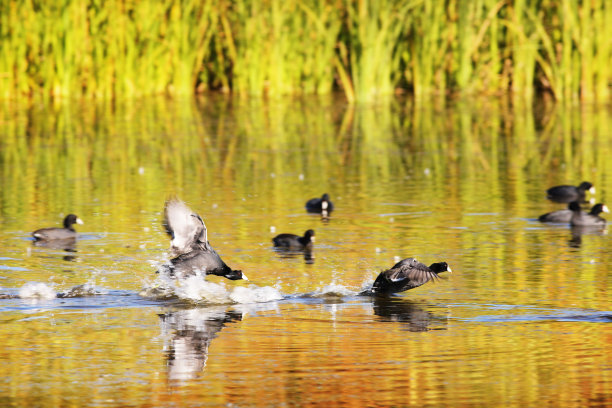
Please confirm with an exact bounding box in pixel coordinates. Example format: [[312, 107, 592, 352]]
[[546, 181, 595, 203], [305, 193, 334, 214], [569, 201, 608, 227], [161, 199, 247, 281], [370, 257, 452, 295], [272, 229, 315, 250], [32, 214, 83, 240]]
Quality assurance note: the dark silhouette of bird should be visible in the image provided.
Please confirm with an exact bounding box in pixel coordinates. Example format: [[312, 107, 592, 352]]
[[305, 193, 334, 214], [369, 257, 451, 295], [32, 214, 83, 241], [539, 202, 606, 223], [272, 229, 315, 250], [569, 201, 608, 227], [546, 181, 595, 203]]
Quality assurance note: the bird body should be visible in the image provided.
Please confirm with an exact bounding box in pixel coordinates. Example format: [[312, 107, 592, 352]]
[[165, 246, 244, 280], [540, 202, 607, 224], [371, 258, 451, 295], [305, 193, 334, 213], [32, 214, 83, 241], [161, 199, 247, 281], [569, 201, 608, 227], [272, 230, 315, 250], [546, 181, 595, 203], [538, 208, 573, 223]]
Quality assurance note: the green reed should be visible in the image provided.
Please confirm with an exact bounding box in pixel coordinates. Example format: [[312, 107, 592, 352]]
[[0, 0, 610, 101], [222, 0, 342, 96]]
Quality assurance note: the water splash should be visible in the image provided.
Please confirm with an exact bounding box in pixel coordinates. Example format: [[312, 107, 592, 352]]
[[13, 278, 109, 301], [141, 272, 283, 305], [57, 283, 107, 298], [310, 283, 357, 297], [230, 285, 283, 304], [18, 282, 57, 300]]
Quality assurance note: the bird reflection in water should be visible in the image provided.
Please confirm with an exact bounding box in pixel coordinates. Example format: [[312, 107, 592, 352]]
[[372, 297, 449, 332], [273, 248, 315, 264], [32, 238, 78, 261], [569, 225, 607, 248], [159, 306, 243, 381]]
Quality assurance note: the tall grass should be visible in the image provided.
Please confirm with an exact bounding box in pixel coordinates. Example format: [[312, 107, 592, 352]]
[[0, 0, 610, 101]]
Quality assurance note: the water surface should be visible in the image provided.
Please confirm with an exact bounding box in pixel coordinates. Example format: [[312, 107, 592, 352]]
[[1, 96, 611, 407]]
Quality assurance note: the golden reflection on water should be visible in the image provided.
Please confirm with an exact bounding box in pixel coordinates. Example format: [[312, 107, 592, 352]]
[[0, 96, 612, 407]]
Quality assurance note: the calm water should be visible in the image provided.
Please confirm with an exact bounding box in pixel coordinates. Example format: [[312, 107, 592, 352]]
[[1, 96, 611, 407]]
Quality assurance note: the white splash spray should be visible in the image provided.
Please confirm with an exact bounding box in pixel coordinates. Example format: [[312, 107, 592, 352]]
[[141, 272, 283, 305], [18, 282, 57, 300]]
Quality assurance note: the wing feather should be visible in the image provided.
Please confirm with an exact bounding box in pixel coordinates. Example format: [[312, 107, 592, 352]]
[[163, 199, 207, 253], [389, 261, 438, 289]]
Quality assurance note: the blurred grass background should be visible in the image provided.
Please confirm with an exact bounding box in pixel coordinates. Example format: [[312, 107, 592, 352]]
[[1, 0, 610, 102]]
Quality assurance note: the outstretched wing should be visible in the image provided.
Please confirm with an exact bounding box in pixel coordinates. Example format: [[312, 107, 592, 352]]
[[163, 199, 207, 253], [372, 258, 438, 294], [387, 261, 439, 290]]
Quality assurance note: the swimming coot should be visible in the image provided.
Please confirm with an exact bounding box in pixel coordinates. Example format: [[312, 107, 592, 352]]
[[272, 229, 315, 250], [305, 193, 334, 214], [32, 214, 83, 241], [538, 204, 574, 223], [546, 181, 595, 203], [539, 202, 607, 223], [160, 199, 247, 281], [540, 202, 608, 224], [370, 257, 452, 295], [569, 201, 608, 227]]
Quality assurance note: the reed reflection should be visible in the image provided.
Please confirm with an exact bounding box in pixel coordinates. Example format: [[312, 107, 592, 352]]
[[159, 306, 243, 382], [372, 297, 449, 332], [1, 97, 611, 232]]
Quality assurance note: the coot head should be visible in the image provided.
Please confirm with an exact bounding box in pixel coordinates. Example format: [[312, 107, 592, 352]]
[[429, 262, 452, 274], [320, 194, 330, 210], [589, 203, 609, 215], [220, 269, 247, 281], [578, 181, 595, 194], [63, 214, 84, 229]]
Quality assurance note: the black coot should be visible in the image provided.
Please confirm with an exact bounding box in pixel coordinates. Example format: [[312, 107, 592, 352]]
[[539, 202, 608, 223], [369, 257, 452, 295], [546, 181, 595, 203], [305, 193, 334, 214], [160, 199, 247, 281], [538, 204, 573, 223], [272, 229, 315, 250], [32, 214, 83, 241], [569, 201, 608, 227]]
